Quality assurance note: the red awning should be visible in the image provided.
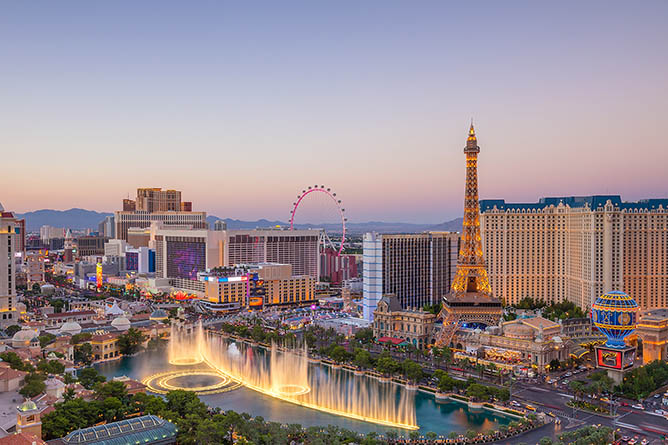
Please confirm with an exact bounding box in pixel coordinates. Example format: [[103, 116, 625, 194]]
[[377, 337, 405, 345]]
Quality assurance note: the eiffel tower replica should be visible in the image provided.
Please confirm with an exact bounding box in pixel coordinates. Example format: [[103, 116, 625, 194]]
[[436, 123, 502, 347]]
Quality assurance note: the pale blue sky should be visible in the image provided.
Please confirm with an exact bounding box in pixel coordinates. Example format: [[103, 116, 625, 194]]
[[1, 1, 667, 223]]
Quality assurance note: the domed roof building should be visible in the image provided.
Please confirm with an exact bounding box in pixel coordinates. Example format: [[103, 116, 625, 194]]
[[149, 309, 168, 322], [17, 400, 37, 412], [59, 321, 82, 336], [111, 316, 131, 331], [12, 327, 38, 348]]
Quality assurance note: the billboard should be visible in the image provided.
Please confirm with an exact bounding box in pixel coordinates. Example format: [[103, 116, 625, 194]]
[[596, 346, 635, 370]]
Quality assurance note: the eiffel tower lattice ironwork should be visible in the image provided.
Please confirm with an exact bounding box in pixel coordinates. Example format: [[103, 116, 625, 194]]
[[436, 123, 502, 347]]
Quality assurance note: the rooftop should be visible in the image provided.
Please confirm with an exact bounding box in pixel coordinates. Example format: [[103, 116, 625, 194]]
[[481, 196, 668, 212], [50, 414, 177, 445], [46, 311, 96, 319]]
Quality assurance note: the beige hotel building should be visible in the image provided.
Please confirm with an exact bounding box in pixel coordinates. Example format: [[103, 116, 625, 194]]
[[479, 196, 668, 310]]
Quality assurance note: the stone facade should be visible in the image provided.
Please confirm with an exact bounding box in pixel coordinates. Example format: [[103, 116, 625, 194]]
[[636, 309, 668, 364], [372, 294, 436, 349], [452, 316, 572, 374]]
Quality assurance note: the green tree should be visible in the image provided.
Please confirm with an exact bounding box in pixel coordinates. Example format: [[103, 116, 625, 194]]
[[49, 298, 66, 313], [4, 325, 21, 337], [354, 348, 372, 369], [20, 373, 46, 398], [466, 429, 477, 439], [466, 383, 489, 401], [131, 391, 167, 415], [63, 387, 76, 401], [70, 332, 93, 344], [250, 324, 265, 343], [549, 358, 561, 371], [79, 367, 106, 389], [74, 343, 93, 365], [166, 390, 208, 418], [117, 327, 146, 355], [193, 418, 230, 445], [95, 380, 128, 401], [37, 359, 65, 375], [0, 351, 34, 372], [354, 328, 374, 344], [376, 355, 399, 376], [329, 345, 349, 363], [402, 359, 423, 383], [437, 373, 458, 392], [102, 396, 124, 422]]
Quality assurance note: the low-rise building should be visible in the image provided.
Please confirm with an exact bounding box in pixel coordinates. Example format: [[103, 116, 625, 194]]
[[90, 333, 121, 361], [45, 311, 96, 329], [0, 362, 27, 392], [452, 316, 572, 374], [372, 294, 436, 349], [636, 309, 668, 364], [178, 263, 316, 311]]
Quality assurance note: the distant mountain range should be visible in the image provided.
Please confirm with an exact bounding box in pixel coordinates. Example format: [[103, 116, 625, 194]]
[[17, 209, 113, 231], [206, 216, 463, 235], [16, 208, 463, 235]]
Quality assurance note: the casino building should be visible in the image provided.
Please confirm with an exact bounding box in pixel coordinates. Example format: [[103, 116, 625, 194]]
[[479, 195, 668, 310], [452, 316, 572, 374]]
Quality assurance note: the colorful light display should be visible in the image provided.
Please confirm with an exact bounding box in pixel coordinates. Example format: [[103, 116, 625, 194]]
[[96, 262, 103, 290]]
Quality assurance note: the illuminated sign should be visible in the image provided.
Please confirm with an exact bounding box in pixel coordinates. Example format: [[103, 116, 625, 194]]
[[96, 263, 103, 290], [204, 275, 249, 283], [596, 346, 635, 370]]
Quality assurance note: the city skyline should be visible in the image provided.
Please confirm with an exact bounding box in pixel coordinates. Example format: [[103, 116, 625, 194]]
[[2, 1, 667, 223]]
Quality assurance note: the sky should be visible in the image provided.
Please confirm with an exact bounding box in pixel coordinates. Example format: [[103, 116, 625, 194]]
[[1, 1, 667, 224]]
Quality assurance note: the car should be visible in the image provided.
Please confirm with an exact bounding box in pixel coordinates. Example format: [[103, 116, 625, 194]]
[[628, 439, 637, 445], [654, 409, 664, 415], [654, 394, 661, 398], [632, 403, 644, 410], [510, 401, 521, 407], [600, 397, 610, 403], [620, 402, 629, 406], [525, 404, 536, 411], [641, 439, 649, 445]]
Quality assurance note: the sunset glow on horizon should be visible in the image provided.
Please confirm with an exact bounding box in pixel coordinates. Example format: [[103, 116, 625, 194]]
[[1, 1, 667, 223]]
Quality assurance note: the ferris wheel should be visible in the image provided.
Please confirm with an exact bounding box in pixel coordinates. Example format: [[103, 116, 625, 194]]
[[290, 185, 346, 255]]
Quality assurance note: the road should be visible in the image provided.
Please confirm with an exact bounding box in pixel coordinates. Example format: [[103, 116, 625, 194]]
[[508, 381, 668, 444]]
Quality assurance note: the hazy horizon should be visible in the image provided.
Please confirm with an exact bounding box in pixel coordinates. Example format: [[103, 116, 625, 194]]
[[2, 1, 667, 224]]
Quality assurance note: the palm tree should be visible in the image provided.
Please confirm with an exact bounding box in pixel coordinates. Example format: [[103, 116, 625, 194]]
[[569, 380, 585, 402]]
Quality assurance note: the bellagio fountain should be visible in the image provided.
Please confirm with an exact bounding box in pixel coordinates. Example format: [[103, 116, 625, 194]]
[[142, 322, 418, 430]]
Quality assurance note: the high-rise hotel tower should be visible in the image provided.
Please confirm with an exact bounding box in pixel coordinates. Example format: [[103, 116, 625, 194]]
[[480, 196, 668, 311]]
